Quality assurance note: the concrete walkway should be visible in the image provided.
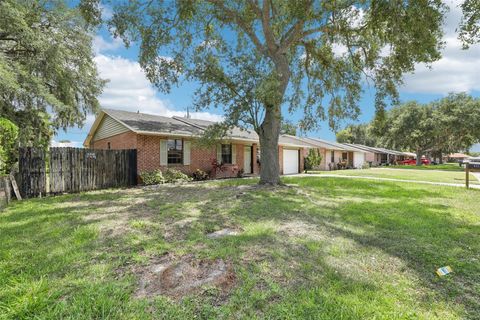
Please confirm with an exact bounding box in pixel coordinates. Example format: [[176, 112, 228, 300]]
[[297, 173, 480, 189], [472, 172, 480, 184]]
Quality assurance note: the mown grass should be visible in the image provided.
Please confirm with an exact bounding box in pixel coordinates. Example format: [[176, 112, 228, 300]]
[[0, 177, 479, 319], [309, 167, 479, 185]]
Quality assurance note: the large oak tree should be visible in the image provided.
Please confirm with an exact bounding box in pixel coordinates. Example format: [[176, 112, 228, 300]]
[[98, 0, 447, 184], [380, 101, 437, 165], [0, 0, 105, 149], [375, 94, 480, 165]]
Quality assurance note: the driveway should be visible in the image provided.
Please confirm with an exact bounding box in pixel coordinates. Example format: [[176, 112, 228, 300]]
[[472, 172, 480, 184]]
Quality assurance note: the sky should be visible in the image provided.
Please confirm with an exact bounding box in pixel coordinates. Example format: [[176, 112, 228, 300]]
[[53, 1, 480, 152]]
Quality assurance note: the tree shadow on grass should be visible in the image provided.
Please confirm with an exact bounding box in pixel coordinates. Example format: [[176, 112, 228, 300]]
[[1, 178, 477, 318], [231, 177, 480, 317]]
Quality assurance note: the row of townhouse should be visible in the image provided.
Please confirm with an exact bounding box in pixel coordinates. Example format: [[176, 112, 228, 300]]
[[83, 109, 414, 179]]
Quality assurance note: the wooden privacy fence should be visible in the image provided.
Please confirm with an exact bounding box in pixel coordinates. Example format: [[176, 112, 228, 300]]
[[19, 147, 137, 198]]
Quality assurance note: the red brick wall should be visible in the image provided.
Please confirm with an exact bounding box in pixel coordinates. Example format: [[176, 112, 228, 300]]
[[91, 131, 137, 150], [126, 134, 246, 178], [92, 132, 303, 178], [136, 135, 161, 172]]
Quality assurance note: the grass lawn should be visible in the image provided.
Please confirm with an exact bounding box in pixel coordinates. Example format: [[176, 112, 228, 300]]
[[389, 163, 464, 171], [1, 177, 480, 319], [309, 167, 479, 185]]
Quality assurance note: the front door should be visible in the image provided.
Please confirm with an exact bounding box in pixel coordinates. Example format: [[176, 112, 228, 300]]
[[244, 146, 252, 174]]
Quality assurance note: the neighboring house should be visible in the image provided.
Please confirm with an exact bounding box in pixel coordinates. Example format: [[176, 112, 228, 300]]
[[344, 143, 416, 165], [283, 136, 367, 170], [444, 153, 471, 163], [83, 109, 308, 179]]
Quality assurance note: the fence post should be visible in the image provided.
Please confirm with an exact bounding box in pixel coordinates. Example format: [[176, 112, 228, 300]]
[[466, 163, 470, 189], [2, 176, 11, 205]]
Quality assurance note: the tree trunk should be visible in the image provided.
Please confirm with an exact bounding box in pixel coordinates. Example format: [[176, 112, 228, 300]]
[[416, 150, 422, 166], [258, 105, 281, 185], [438, 151, 443, 164], [257, 53, 290, 185]]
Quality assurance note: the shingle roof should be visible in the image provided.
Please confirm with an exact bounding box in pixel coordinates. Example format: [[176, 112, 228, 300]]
[[104, 109, 203, 136], [343, 143, 415, 156], [307, 138, 366, 152], [284, 136, 366, 152], [278, 135, 316, 148], [172, 116, 259, 141], [86, 109, 307, 148]]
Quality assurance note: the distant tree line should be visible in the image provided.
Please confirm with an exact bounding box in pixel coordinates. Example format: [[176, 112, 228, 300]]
[[336, 93, 480, 165]]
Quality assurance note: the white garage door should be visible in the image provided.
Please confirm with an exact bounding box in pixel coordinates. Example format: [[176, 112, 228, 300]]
[[354, 152, 365, 168], [283, 149, 299, 174]]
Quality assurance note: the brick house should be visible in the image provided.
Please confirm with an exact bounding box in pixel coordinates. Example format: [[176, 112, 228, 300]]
[[343, 144, 415, 166], [282, 135, 368, 170], [83, 109, 309, 179]]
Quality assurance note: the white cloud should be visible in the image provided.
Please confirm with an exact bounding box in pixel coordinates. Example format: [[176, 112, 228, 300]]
[[94, 53, 223, 121], [99, 3, 113, 20], [55, 35, 223, 145], [93, 35, 123, 54], [401, 0, 480, 94], [50, 140, 83, 148]]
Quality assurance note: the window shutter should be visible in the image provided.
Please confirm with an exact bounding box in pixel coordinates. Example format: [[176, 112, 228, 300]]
[[216, 144, 222, 163], [231, 144, 236, 164], [160, 140, 168, 165], [183, 140, 191, 165]]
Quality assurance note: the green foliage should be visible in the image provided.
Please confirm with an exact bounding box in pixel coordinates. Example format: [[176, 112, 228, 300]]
[[341, 93, 480, 164], [106, 0, 446, 130], [139, 170, 165, 185], [304, 149, 323, 172], [102, 0, 448, 183], [163, 169, 192, 183], [192, 169, 210, 181], [459, 0, 480, 48], [430, 93, 480, 155], [380, 101, 436, 160], [0, 0, 105, 148], [0, 117, 18, 173], [377, 94, 480, 160], [281, 120, 297, 136], [336, 124, 378, 146]]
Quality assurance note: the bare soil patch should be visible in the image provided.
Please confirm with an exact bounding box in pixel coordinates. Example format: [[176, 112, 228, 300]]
[[135, 255, 235, 300], [206, 228, 241, 239]]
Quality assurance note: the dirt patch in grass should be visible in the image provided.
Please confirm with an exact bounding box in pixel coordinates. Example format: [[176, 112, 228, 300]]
[[206, 228, 241, 238], [135, 255, 236, 300], [83, 195, 155, 238]]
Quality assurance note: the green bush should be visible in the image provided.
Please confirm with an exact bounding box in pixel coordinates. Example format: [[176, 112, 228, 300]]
[[304, 149, 323, 172], [140, 170, 165, 185], [164, 168, 192, 183], [192, 169, 209, 181], [0, 118, 19, 174]]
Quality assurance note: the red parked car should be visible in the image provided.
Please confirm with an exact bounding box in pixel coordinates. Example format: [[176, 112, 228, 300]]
[[401, 158, 430, 165]]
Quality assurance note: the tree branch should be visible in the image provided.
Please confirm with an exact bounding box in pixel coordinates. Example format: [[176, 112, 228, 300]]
[[206, 0, 266, 54], [260, 0, 277, 54]]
